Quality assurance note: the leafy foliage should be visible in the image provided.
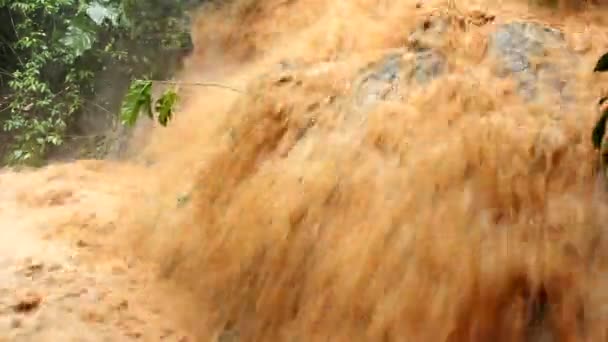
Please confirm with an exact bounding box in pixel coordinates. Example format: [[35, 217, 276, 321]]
[[594, 52, 608, 73], [591, 51, 608, 185], [86, 1, 121, 25], [120, 80, 153, 126], [592, 109, 608, 150], [593, 53, 608, 151], [0, 0, 196, 165], [154, 87, 178, 127], [120, 79, 179, 127]]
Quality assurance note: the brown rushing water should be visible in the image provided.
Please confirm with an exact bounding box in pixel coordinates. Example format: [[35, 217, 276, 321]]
[[5, 0, 608, 341]]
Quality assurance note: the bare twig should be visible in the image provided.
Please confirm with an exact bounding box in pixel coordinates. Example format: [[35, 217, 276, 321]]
[[0, 35, 23, 66], [84, 100, 114, 116], [7, 11, 23, 65], [150, 80, 244, 93], [9, 11, 19, 40], [0, 68, 14, 78], [62, 133, 106, 139]]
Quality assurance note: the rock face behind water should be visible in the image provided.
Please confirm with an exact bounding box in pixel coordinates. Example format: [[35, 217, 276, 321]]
[[351, 18, 581, 109], [266, 16, 583, 116], [489, 21, 579, 103], [354, 49, 446, 109], [360, 49, 447, 88], [355, 53, 402, 109]]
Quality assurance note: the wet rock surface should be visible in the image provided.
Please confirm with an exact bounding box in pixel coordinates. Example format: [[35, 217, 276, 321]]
[[489, 21, 579, 102], [355, 20, 580, 106], [355, 53, 403, 108], [354, 49, 446, 108], [412, 49, 446, 84], [269, 17, 578, 110]]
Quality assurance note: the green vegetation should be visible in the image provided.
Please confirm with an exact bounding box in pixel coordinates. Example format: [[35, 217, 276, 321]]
[[0, 0, 198, 165], [118, 79, 243, 128], [593, 52, 608, 73], [120, 80, 178, 127], [592, 52, 608, 181], [592, 53, 608, 150]]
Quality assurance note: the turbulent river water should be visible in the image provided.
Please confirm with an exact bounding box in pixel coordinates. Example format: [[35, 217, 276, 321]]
[[4, 0, 608, 341]]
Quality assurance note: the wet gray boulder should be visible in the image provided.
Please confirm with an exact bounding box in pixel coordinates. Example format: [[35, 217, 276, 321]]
[[489, 21, 579, 102], [354, 49, 446, 109], [355, 53, 402, 108], [413, 49, 446, 84], [270, 18, 581, 110]]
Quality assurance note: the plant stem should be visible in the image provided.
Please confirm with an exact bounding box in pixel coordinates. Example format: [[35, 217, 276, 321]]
[[150, 80, 244, 93]]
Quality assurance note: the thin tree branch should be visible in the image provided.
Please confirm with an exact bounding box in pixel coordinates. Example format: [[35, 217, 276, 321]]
[[0, 30, 23, 65], [150, 80, 244, 93], [9, 10, 19, 40], [85, 100, 114, 116]]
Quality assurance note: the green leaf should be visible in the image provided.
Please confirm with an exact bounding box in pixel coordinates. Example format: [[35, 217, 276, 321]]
[[120, 80, 153, 127], [60, 23, 97, 57], [594, 52, 608, 72], [592, 108, 608, 149], [154, 88, 178, 126], [86, 1, 121, 25]]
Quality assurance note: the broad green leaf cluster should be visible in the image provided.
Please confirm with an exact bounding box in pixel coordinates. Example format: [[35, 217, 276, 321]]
[[121, 80, 153, 127], [119, 79, 179, 127]]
